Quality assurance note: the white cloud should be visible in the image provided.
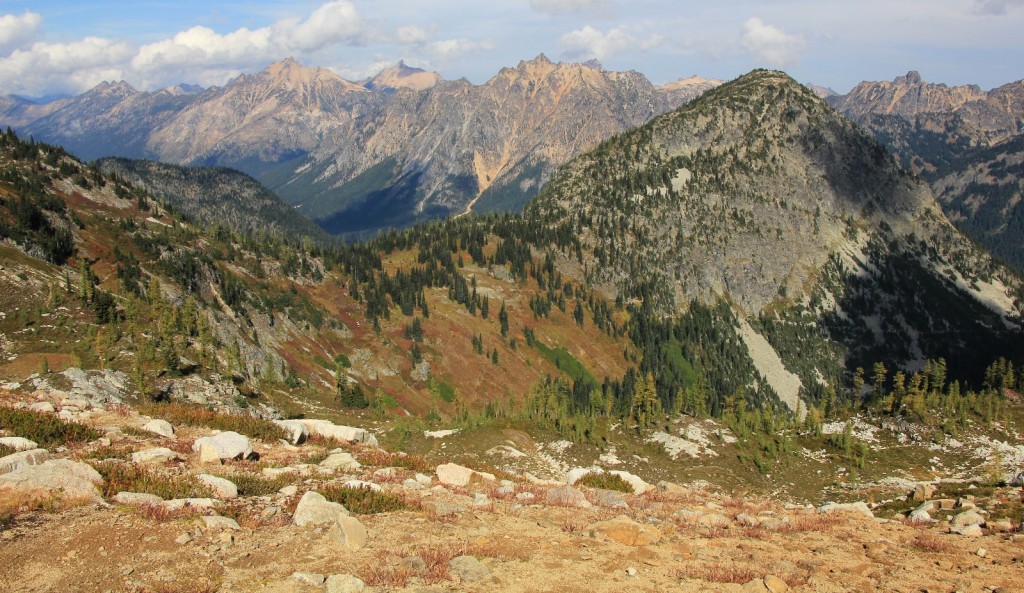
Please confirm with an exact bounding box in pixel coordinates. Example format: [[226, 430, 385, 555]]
[[132, 0, 366, 73], [972, 0, 1024, 14], [530, 0, 612, 15], [0, 1, 373, 96], [0, 36, 134, 96], [740, 17, 806, 67], [427, 38, 496, 58], [0, 11, 42, 56], [558, 25, 663, 61], [396, 25, 428, 45]]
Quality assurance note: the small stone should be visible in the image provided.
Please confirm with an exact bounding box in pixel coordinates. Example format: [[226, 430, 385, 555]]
[[202, 516, 241, 531], [112, 492, 164, 506], [625, 567, 638, 577], [320, 452, 361, 471], [131, 447, 177, 464], [163, 498, 217, 512], [546, 485, 592, 509], [28, 402, 56, 413], [655, 480, 689, 497], [976, 548, 987, 557], [414, 473, 432, 486], [436, 463, 477, 487], [909, 509, 933, 523], [449, 555, 490, 582], [763, 574, 789, 593], [403, 478, 425, 490], [141, 419, 174, 438], [197, 474, 238, 499], [325, 574, 365, 593], [950, 524, 983, 537], [175, 533, 192, 545], [291, 572, 326, 586], [279, 485, 298, 496]]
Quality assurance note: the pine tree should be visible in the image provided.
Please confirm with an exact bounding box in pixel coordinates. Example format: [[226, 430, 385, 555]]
[[499, 301, 509, 338]]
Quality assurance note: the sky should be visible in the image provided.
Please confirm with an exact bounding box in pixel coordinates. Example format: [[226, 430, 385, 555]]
[[0, 0, 1022, 99]]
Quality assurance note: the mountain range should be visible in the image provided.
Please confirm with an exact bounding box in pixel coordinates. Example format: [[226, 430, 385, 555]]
[[0, 56, 723, 236]]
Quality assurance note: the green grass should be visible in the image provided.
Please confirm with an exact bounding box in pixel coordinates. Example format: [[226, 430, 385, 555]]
[[0, 406, 100, 448], [576, 472, 633, 493], [136, 402, 287, 441], [224, 472, 295, 496], [533, 342, 598, 386], [429, 378, 457, 403], [320, 484, 416, 514], [94, 462, 213, 500]]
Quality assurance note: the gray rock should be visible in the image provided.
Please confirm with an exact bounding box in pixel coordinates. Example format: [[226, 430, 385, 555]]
[[131, 447, 177, 464], [28, 402, 56, 413], [300, 420, 377, 446], [449, 555, 490, 582], [566, 466, 601, 485], [0, 437, 38, 451], [293, 491, 348, 527], [329, 515, 368, 551], [952, 510, 985, 528], [141, 419, 174, 438], [191, 431, 252, 461], [273, 420, 308, 445], [913, 483, 937, 502], [818, 501, 874, 519], [0, 458, 103, 502], [655, 480, 690, 497], [546, 485, 592, 509], [0, 448, 49, 475], [197, 474, 238, 499], [320, 451, 361, 471], [403, 478, 425, 490], [202, 515, 241, 530], [112, 492, 164, 506], [950, 524, 983, 537], [325, 574, 365, 593], [436, 462, 478, 487], [909, 509, 933, 523]]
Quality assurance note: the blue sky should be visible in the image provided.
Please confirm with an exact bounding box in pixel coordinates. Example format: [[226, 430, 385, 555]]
[[0, 0, 1022, 97]]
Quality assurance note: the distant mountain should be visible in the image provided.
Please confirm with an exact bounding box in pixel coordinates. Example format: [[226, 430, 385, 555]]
[[96, 157, 331, 243], [363, 61, 442, 92], [527, 69, 1023, 388], [829, 71, 1024, 273], [287, 54, 680, 235], [656, 75, 724, 106], [2, 57, 724, 237]]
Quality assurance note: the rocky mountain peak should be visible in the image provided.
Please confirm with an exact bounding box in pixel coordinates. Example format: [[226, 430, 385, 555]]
[[900, 70, 923, 85], [258, 57, 365, 94], [364, 61, 441, 92]]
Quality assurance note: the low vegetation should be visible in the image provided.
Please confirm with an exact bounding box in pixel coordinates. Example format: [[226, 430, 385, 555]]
[[319, 483, 415, 514], [0, 406, 100, 448], [575, 472, 633, 492], [94, 462, 213, 500], [135, 402, 287, 441]]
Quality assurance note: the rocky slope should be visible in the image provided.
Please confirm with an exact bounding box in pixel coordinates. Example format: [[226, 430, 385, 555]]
[[829, 71, 1024, 274], [526, 69, 1023, 389], [95, 157, 333, 242], [1, 377, 1023, 593]]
